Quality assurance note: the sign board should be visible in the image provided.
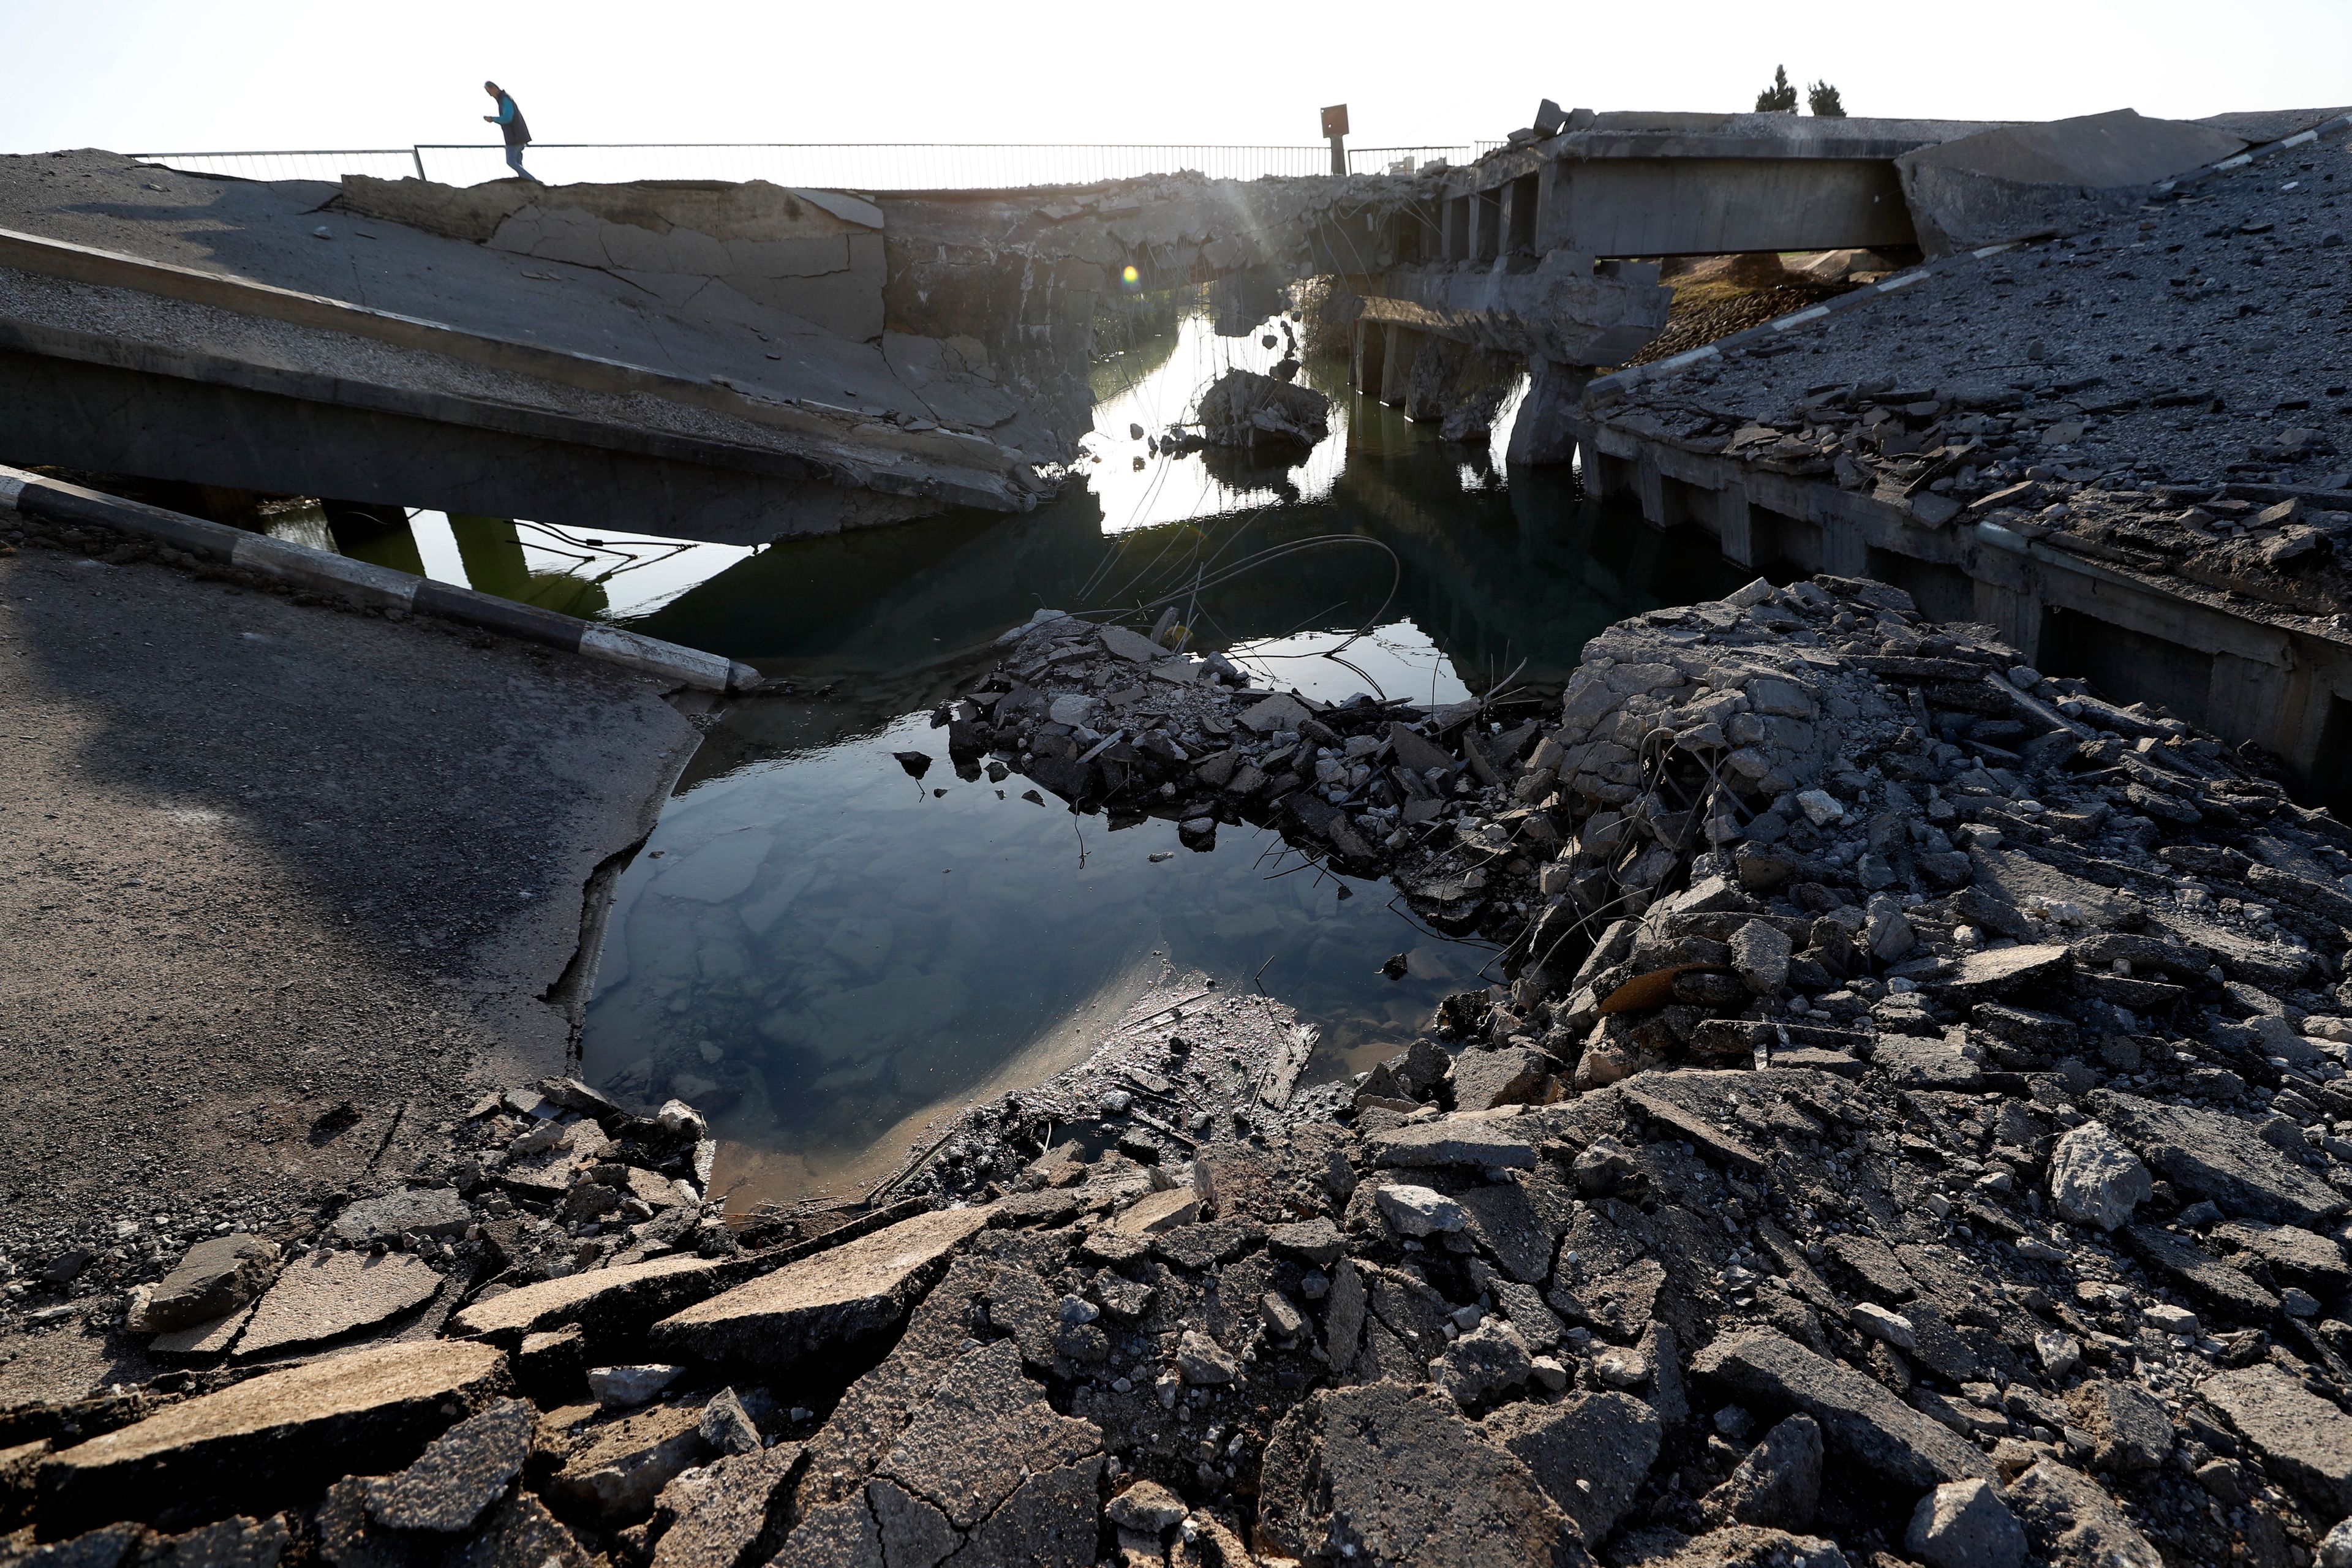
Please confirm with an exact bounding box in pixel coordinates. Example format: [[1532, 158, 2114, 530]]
[[1320, 104, 1349, 139]]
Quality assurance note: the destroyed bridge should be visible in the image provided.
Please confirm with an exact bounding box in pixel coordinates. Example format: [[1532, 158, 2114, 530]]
[[2, 102, 2350, 800]]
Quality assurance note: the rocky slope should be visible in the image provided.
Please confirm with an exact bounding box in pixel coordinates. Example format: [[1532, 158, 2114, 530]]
[[10, 577, 2352, 1568]]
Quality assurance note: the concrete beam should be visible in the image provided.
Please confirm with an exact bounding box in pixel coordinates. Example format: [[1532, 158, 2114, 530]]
[[1537, 157, 1917, 257], [0, 344, 937, 546]]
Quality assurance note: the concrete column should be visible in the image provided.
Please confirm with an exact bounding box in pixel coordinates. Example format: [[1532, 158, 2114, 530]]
[[1474, 189, 1504, 262], [1505, 357, 1588, 467], [1817, 516, 1871, 578], [1506, 173, 1540, 254], [1701, 485, 1756, 566], [2209, 650, 2299, 757], [1973, 578, 2042, 662], [1352, 319, 1388, 396], [448, 514, 527, 597], [1633, 454, 1667, 530], [1379, 326, 1424, 407], [1581, 443, 1616, 499]]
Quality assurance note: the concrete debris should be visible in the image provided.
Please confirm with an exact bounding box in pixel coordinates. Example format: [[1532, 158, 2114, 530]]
[[2048, 1121, 2153, 1231], [1588, 113, 2352, 806], [1906, 1476, 2027, 1568], [1194, 368, 1331, 452], [235, 1250, 442, 1358], [19, 552, 2352, 1568], [363, 1397, 534, 1533], [124, 1234, 281, 1335]]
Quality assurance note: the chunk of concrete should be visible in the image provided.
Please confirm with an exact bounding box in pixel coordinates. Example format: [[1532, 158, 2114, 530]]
[[1730, 921, 1792, 995], [1322, 1259, 1366, 1371], [649, 1441, 804, 1568], [1259, 1383, 1577, 1567], [1112, 1188, 1200, 1237], [2072, 1379, 2172, 1474], [2005, 1458, 2163, 1568], [696, 1388, 764, 1457], [449, 1251, 764, 1351], [2090, 1092, 2345, 1227], [1268, 1216, 1346, 1268], [1374, 1185, 1466, 1238], [1106, 1479, 1186, 1534], [1176, 1330, 1240, 1386], [1483, 1390, 1662, 1543], [1447, 1047, 1554, 1113], [1907, 1477, 2026, 1568], [873, 1341, 1102, 1531], [1430, 1321, 1533, 1407], [2201, 1365, 2352, 1514], [1365, 1117, 1539, 1170], [1946, 943, 2071, 999], [364, 1397, 533, 1534], [589, 1365, 685, 1411], [543, 1401, 706, 1524], [648, 1207, 990, 1374], [2049, 1122, 2152, 1232], [332, 1189, 474, 1246], [1701, 1413, 1823, 1531], [235, 1251, 442, 1358], [952, 1457, 1102, 1568], [129, 1235, 281, 1335], [141, 1515, 288, 1568], [2120, 1224, 2281, 1318], [1691, 1328, 1994, 1488], [38, 1339, 508, 1531]]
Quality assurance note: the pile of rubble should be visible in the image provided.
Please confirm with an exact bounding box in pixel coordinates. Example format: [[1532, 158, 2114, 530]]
[[1593, 123, 2352, 623], [12, 576, 2352, 1568]]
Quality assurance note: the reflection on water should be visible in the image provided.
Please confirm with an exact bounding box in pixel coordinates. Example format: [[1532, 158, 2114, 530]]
[[584, 704, 1496, 1205], [568, 321, 1746, 1209]]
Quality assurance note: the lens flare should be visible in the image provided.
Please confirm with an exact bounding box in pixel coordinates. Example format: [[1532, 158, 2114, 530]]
[[1121, 263, 1140, 290]]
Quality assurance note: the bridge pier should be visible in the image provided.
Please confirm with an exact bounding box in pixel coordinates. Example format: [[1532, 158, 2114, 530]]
[[1351, 319, 1387, 397], [1378, 326, 1425, 407]]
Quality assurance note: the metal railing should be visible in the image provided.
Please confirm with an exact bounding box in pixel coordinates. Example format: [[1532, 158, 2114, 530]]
[[127, 141, 1483, 192]]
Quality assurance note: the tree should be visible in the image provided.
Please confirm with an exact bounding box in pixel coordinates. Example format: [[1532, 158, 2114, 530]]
[[1808, 80, 1847, 118], [1754, 66, 1798, 114]]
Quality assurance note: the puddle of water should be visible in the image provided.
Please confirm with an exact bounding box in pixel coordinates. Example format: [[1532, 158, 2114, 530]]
[[227, 304, 1747, 1209], [584, 708, 1494, 1204]]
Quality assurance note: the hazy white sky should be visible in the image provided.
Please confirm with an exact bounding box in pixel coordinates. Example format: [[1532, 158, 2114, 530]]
[[4, 0, 2346, 155]]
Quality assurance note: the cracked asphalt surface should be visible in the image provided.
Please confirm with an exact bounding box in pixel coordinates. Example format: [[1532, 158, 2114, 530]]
[[0, 538, 698, 1397]]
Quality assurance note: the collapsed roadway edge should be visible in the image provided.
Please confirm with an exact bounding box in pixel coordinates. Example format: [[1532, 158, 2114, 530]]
[[0, 462, 761, 693]]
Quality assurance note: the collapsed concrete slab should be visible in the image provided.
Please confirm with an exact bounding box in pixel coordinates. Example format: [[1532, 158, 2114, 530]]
[[1691, 1328, 1996, 1489], [449, 1251, 775, 1351], [1896, 108, 2248, 254], [646, 1206, 991, 1373], [37, 1339, 510, 1531], [1257, 1382, 1578, 1567]]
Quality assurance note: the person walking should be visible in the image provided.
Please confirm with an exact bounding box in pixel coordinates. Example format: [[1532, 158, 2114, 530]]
[[482, 81, 537, 181]]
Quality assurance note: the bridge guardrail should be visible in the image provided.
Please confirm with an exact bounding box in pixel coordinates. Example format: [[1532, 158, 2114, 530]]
[[127, 141, 1483, 191]]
